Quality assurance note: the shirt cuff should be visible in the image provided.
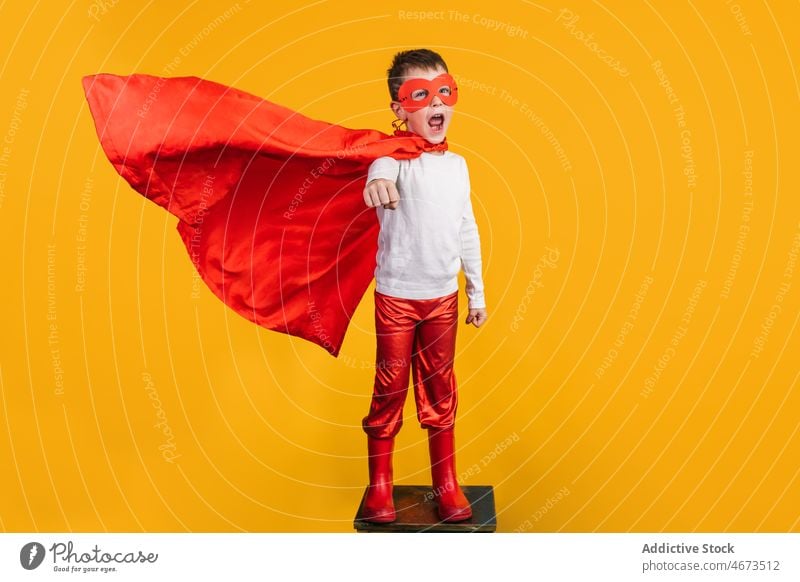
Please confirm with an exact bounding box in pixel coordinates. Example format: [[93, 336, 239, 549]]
[[467, 295, 486, 310]]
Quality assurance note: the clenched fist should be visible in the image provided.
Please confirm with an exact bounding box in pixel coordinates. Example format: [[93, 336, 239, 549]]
[[466, 308, 488, 327], [364, 178, 400, 210]]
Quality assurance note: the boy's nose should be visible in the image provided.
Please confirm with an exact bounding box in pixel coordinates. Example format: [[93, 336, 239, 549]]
[[430, 94, 444, 106]]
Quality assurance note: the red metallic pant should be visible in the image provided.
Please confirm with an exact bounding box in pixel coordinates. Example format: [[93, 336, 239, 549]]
[[362, 290, 459, 439]]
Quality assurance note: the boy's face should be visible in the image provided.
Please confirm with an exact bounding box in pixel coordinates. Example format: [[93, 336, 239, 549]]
[[391, 65, 454, 144]]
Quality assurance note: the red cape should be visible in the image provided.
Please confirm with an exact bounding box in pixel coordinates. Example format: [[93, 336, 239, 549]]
[[81, 73, 447, 356]]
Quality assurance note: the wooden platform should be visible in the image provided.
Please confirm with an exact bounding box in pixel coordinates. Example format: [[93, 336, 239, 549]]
[[354, 485, 496, 532]]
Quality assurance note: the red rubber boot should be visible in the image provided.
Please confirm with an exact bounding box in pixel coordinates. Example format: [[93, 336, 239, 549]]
[[428, 426, 472, 522], [362, 436, 396, 523]]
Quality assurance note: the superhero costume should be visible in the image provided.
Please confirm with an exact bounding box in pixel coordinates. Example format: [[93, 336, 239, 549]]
[[82, 71, 475, 523]]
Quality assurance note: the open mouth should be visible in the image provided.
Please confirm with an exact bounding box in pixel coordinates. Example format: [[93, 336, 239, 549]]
[[428, 113, 445, 131]]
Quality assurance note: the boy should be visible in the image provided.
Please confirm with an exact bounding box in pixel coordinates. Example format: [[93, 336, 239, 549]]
[[360, 49, 487, 523]]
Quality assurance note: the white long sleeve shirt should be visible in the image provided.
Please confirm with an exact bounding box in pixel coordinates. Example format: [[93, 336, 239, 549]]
[[366, 151, 486, 309]]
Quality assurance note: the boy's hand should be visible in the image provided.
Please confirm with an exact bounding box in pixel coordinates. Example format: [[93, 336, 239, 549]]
[[364, 178, 400, 210], [466, 308, 488, 327]]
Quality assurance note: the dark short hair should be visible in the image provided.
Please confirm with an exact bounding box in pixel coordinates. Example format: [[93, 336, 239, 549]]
[[386, 48, 449, 101]]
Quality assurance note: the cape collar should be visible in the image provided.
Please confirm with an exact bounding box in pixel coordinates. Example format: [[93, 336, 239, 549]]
[[392, 129, 449, 153]]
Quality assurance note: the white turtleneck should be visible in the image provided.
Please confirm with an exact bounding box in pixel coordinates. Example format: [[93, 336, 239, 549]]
[[366, 151, 485, 309]]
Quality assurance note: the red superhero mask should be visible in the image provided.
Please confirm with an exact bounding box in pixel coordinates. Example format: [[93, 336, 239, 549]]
[[397, 73, 458, 112]]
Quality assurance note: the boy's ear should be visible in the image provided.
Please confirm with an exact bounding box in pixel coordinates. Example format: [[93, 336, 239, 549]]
[[390, 101, 406, 120]]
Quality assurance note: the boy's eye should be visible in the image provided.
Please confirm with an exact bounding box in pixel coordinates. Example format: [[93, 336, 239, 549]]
[[411, 89, 428, 101], [438, 86, 451, 96]]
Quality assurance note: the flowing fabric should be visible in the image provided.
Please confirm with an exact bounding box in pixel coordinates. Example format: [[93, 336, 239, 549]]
[[81, 73, 448, 356]]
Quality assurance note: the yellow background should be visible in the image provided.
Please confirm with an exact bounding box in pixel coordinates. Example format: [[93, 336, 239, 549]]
[[1, 0, 798, 532]]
